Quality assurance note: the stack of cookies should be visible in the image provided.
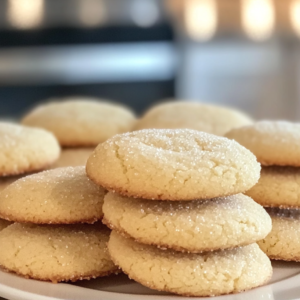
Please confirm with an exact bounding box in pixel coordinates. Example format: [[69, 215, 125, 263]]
[[0, 122, 60, 231], [22, 98, 136, 168], [86, 128, 272, 297], [226, 121, 300, 262], [0, 166, 118, 282]]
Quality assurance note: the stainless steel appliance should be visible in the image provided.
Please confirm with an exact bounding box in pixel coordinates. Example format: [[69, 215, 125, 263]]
[[0, 0, 299, 120]]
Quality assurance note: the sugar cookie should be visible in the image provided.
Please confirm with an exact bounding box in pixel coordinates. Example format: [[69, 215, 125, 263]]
[[22, 99, 136, 147], [246, 166, 300, 208], [87, 129, 260, 200], [258, 208, 300, 262], [0, 122, 60, 176], [135, 101, 253, 136], [0, 167, 106, 224], [103, 192, 271, 252], [0, 223, 118, 282], [108, 231, 272, 297], [226, 121, 300, 166]]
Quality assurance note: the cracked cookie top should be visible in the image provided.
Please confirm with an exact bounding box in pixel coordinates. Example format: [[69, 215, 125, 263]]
[[134, 101, 253, 136], [86, 129, 261, 200], [108, 231, 272, 297], [0, 166, 106, 224], [22, 98, 136, 147], [225, 121, 300, 166], [258, 208, 300, 262], [103, 192, 271, 252]]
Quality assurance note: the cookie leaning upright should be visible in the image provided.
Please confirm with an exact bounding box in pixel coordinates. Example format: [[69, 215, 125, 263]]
[[22, 98, 136, 147], [86, 129, 260, 200], [0, 122, 60, 176]]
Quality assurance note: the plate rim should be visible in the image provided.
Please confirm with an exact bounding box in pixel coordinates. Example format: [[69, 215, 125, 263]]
[[1, 267, 300, 300]]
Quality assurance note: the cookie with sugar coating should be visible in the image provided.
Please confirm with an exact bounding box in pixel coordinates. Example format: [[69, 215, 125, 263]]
[[86, 129, 261, 200], [135, 101, 253, 136], [22, 98, 136, 147], [246, 166, 300, 208], [51, 148, 94, 168], [108, 231, 272, 297], [258, 208, 300, 262], [0, 166, 106, 224], [0, 122, 60, 176], [0, 223, 118, 282], [103, 192, 271, 252], [225, 121, 300, 166]]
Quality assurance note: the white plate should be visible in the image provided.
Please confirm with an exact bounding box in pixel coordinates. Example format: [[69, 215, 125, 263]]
[[0, 261, 300, 300]]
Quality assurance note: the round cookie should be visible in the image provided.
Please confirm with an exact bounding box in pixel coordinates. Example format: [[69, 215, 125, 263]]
[[103, 192, 272, 252], [225, 121, 300, 166], [87, 129, 261, 200], [22, 98, 136, 147], [0, 219, 12, 231], [0, 122, 60, 176], [108, 231, 272, 297], [135, 101, 253, 136], [51, 148, 95, 168], [258, 208, 300, 262], [0, 223, 118, 282], [0, 166, 107, 224], [246, 166, 300, 208]]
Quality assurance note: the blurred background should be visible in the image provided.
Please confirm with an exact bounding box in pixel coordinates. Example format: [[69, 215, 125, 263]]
[[0, 0, 299, 120]]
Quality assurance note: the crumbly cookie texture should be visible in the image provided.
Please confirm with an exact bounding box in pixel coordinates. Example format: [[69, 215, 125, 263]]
[[0, 219, 12, 231], [108, 231, 272, 297], [0, 223, 118, 283], [86, 129, 261, 200], [0, 167, 106, 224], [51, 148, 95, 168], [258, 208, 300, 262], [246, 166, 300, 208], [103, 192, 271, 252], [0, 122, 60, 176], [22, 99, 136, 147], [225, 121, 300, 166], [134, 101, 253, 136]]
